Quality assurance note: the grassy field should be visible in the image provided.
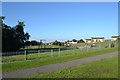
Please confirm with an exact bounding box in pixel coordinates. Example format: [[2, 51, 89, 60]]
[[71, 41, 118, 47], [21, 45, 64, 49], [2, 47, 118, 72], [21, 41, 118, 49], [2, 48, 104, 62], [3, 41, 118, 62], [25, 55, 118, 78]]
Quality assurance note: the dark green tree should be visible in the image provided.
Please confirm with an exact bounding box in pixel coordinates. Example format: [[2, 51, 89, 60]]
[[77, 39, 85, 43], [52, 40, 64, 46], [72, 39, 77, 42], [2, 17, 30, 52]]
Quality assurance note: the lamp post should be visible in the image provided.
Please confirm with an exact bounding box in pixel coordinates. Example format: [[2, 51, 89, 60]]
[[40, 39, 46, 48]]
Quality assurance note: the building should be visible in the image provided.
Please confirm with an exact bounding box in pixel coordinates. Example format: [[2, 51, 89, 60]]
[[67, 41, 77, 44], [84, 39, 92, 43], [111, 36, 120, 41], [91, 37, 105, 43], [85, 37, 105, 43]]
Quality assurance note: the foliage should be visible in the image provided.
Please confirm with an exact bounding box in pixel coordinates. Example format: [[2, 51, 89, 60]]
[[24, 40, 43, 46], [1, 17, 30, 52], [72, 39, 77, 42], [77, 39, 85, 43], [52, 40, 64, 46]]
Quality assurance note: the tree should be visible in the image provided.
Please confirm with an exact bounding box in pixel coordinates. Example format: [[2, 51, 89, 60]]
[[52, 40, 58, 45], [52, 40, 64, 46], [77, 39, 85, 43], [2, 17, 30, 52], [72, 39, 77, 42], [30, 40, 38, 45]]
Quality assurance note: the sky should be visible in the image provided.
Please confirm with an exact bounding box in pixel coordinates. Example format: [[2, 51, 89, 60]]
[[2, 2, 118, 43]]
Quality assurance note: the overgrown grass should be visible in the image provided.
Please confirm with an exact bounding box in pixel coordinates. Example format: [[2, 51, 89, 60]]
[[2, 47, 118, 72], [25, 55, 118, 78]]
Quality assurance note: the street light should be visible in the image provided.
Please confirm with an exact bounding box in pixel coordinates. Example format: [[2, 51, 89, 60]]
[[40, 39, 46, 48]]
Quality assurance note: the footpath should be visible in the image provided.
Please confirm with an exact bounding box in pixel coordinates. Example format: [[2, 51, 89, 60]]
[[3, 51, 118, 78]]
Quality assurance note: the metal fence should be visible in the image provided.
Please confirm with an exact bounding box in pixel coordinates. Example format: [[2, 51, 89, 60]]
[[2, 46, 105, 62]]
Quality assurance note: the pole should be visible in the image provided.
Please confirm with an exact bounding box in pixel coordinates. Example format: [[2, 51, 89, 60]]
[[51, 49, 53, 57], [73, 48, 74, 54], [86, 45, 88, 52], [38, 50, 40, 58], [58, 48, 60, 56], [25, 50, 27, 60], [109, 43, 111, 48]]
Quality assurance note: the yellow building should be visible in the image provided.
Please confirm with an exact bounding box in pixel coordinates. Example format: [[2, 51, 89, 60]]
[[111, 36, 120, 41], [91, 37, 105, 43], [85, 37, 105, 43], [84, 39, 92, 43]]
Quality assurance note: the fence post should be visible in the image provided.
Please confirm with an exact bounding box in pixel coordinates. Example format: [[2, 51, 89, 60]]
[[73, 48, 74, 54], [38, 50, 40, 58], [109, 43, 111, 48], [24, 50, 27, 60], [99, 43, 100, 47], [86, 46, 88, 52], [51, 49, 53, 57], [58, 48, 61, 56]]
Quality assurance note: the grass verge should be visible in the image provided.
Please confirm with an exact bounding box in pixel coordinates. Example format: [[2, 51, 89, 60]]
[[2, 47, 118, 72], [25, 55, 118, 78]]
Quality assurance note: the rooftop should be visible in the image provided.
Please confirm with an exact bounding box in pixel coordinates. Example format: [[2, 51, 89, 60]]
[[91, 37, 104, 39]]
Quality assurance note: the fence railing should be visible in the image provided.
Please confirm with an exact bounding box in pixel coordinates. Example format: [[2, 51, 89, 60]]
[[2, 46, 106, 62]]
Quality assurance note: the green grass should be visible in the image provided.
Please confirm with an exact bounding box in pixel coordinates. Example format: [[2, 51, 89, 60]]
[[2, 47, 118, 72], [25, 55, 118, 78], [71, 41, 118, 47], [21, 45, 64, 49], [94, 41, 118, 47], [2, 48, 103, 62], [3, 41, 118, 62]]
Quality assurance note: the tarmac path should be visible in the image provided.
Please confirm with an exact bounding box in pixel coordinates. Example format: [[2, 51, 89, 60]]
[[3, 51, 118, 78]]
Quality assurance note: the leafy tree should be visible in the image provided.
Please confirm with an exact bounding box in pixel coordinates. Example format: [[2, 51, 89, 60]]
[[30, 40, 38, 45], [2, 17, 30, 52], [77, 39, 85, 43], [72, 39, 77, 42], [52, 40, 58, 45], [52, 40, 64, 46]]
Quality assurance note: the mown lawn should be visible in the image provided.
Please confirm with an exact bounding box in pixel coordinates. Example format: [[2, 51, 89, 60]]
[[25, 55, 118, 78], [2, 47, 118, 72], [2, 48, 103, 62], [71, 41, 118, 47], [21, 45, 64, 50]]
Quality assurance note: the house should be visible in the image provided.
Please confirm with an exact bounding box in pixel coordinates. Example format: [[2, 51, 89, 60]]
[[85, 37, 105, 43], [111, 36, 120, 41], [91, 37, 105, 43], [67, 41, 77, 44], [84, 39, 92, 43]]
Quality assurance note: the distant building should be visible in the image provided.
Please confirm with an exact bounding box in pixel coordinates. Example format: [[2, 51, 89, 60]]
[[68, 41, 77, 44], [84, 39, 92, 43], [84, 37, 105, 43], [91, 37, 105, 43], [111, 36, 120, 41]]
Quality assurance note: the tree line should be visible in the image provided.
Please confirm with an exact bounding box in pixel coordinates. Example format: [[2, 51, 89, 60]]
[[66, 39, 85, 43], [1, 16, 30, 52], [25, 40, 43, 46]]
